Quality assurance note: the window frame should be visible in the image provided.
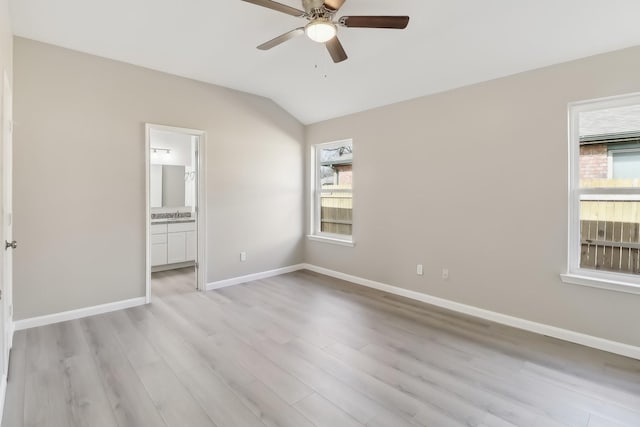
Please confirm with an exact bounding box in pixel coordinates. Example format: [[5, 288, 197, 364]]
[[561, 93, 640, 294], [308, 139, 355, 246]]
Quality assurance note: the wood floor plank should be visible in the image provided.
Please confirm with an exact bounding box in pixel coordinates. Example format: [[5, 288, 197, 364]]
[[177, 365, 266, 427], [2, 331, 27, 427], [107, 309, 163, 369], [209, 332, 313, 404], [135, 359, 217, 427], [285, 338, 462, 426], [229, 380, 315, 427], [360, 342, 580, 427], [251, 337, 395, 425], [23, 326, 75, 427], [293, 393, 364, 427], [321, 338, 492, 426], [144, 295, 257, 387], [81, 315, 168, 427], [62, 352, 119, 427]]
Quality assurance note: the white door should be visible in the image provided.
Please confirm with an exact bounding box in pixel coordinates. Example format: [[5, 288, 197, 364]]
[[1, 70, 14, 376]]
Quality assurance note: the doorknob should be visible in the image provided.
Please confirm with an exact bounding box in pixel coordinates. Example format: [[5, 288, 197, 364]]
[[5, 240, 16, 250]]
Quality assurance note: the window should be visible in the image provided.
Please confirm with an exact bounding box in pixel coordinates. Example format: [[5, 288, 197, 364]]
[[309, 140, 353, 245], [563, 94, 640, 293], [609, 148, 640, 179]]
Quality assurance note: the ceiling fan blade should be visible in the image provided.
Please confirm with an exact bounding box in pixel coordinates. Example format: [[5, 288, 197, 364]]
[[326, 37, 348, 63], [339, 16, 410, 29], [241, 0, 305, 17], [323, 0, 345, 11], [258, 27, 305, 50]]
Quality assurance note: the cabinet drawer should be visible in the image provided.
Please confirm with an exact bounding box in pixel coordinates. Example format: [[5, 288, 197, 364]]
[[151, 234, 167, 244], [151, 223, 168, 234], [168, 222, 196, 233]]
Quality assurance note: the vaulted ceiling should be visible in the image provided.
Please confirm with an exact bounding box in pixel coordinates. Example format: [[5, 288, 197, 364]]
[[9, 0, 640, 124]]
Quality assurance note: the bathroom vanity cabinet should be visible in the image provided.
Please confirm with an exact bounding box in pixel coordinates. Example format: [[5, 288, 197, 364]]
[[151, 221, 196, 267]]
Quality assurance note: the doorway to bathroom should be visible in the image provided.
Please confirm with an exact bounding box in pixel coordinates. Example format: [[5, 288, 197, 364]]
[[145, 124, 206, 302]]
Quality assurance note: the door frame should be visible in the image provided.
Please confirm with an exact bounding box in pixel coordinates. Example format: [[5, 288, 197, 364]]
[[0, 69, 13, 413], [145, 123, 207, 303]]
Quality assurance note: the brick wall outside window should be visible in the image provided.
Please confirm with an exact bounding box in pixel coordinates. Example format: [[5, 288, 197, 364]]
[[579, 143, 608, 179]]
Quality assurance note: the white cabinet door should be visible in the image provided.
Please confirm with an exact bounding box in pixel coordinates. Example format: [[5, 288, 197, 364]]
[[186, 230, 196, 261], [151, 243, 167, 266], [167, 232, 187, 264]]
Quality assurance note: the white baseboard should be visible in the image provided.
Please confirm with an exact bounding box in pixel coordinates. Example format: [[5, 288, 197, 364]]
[[206, 264, 306, 291], [300, 264, 640, 360], [14, 297, 147, 331]]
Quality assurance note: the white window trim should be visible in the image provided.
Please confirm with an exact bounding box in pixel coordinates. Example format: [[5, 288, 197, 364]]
[[309, 139, 354, 246], [564, 93, 640, 292], [306, 234, 355, 247]]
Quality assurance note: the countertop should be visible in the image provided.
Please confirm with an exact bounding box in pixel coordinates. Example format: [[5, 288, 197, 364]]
[[151, 218, 196, 225]]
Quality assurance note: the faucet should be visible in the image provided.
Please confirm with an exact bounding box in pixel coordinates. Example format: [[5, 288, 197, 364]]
[[174, 210, 180, 219]]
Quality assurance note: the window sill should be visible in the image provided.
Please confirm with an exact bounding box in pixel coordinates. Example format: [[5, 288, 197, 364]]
[[560, 272, 640, 295], [307, 235, 355, 247]]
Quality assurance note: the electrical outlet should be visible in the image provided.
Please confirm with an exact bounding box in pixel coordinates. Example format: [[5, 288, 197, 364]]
[[240, 251, 247, 262], [442, 268, 449, 280], [416, 264, 423, 276]]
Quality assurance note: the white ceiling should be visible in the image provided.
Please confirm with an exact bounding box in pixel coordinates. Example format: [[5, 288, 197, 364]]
[[9, 0, 640, 124]]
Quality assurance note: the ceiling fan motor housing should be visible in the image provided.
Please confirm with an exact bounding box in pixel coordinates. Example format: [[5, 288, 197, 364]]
[[302, 0, 326, 13]]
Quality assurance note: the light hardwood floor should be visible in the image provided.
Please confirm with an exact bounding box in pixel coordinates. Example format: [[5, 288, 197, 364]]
[[3, 268, 640, 426]]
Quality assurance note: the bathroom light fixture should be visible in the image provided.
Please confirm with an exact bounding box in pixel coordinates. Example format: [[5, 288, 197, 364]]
[[151, 147, 171, 154], [305, 19, 337, 43]]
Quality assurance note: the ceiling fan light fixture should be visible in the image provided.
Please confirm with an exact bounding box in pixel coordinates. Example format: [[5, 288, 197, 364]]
[[305, 19, 337, 43]]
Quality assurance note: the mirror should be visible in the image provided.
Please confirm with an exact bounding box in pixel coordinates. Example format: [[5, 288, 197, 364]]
[[151, 165, 187, 208], [151, 164, 193, 208], [163, 165, 186, 207]]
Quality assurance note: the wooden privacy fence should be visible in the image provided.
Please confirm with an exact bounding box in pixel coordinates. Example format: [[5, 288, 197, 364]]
[[577, 179, 640, 274], [320, 186, 353, 235], [580, 218, 640, 274], [580, 195, 640, 273]]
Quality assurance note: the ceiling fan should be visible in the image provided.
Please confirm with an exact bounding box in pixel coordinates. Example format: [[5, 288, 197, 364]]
[[241, 0, 410, 63]]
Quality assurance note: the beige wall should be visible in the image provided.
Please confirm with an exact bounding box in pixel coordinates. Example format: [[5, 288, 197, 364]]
[[13, 37, 305, 320], [306, 46, 640, 348]]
